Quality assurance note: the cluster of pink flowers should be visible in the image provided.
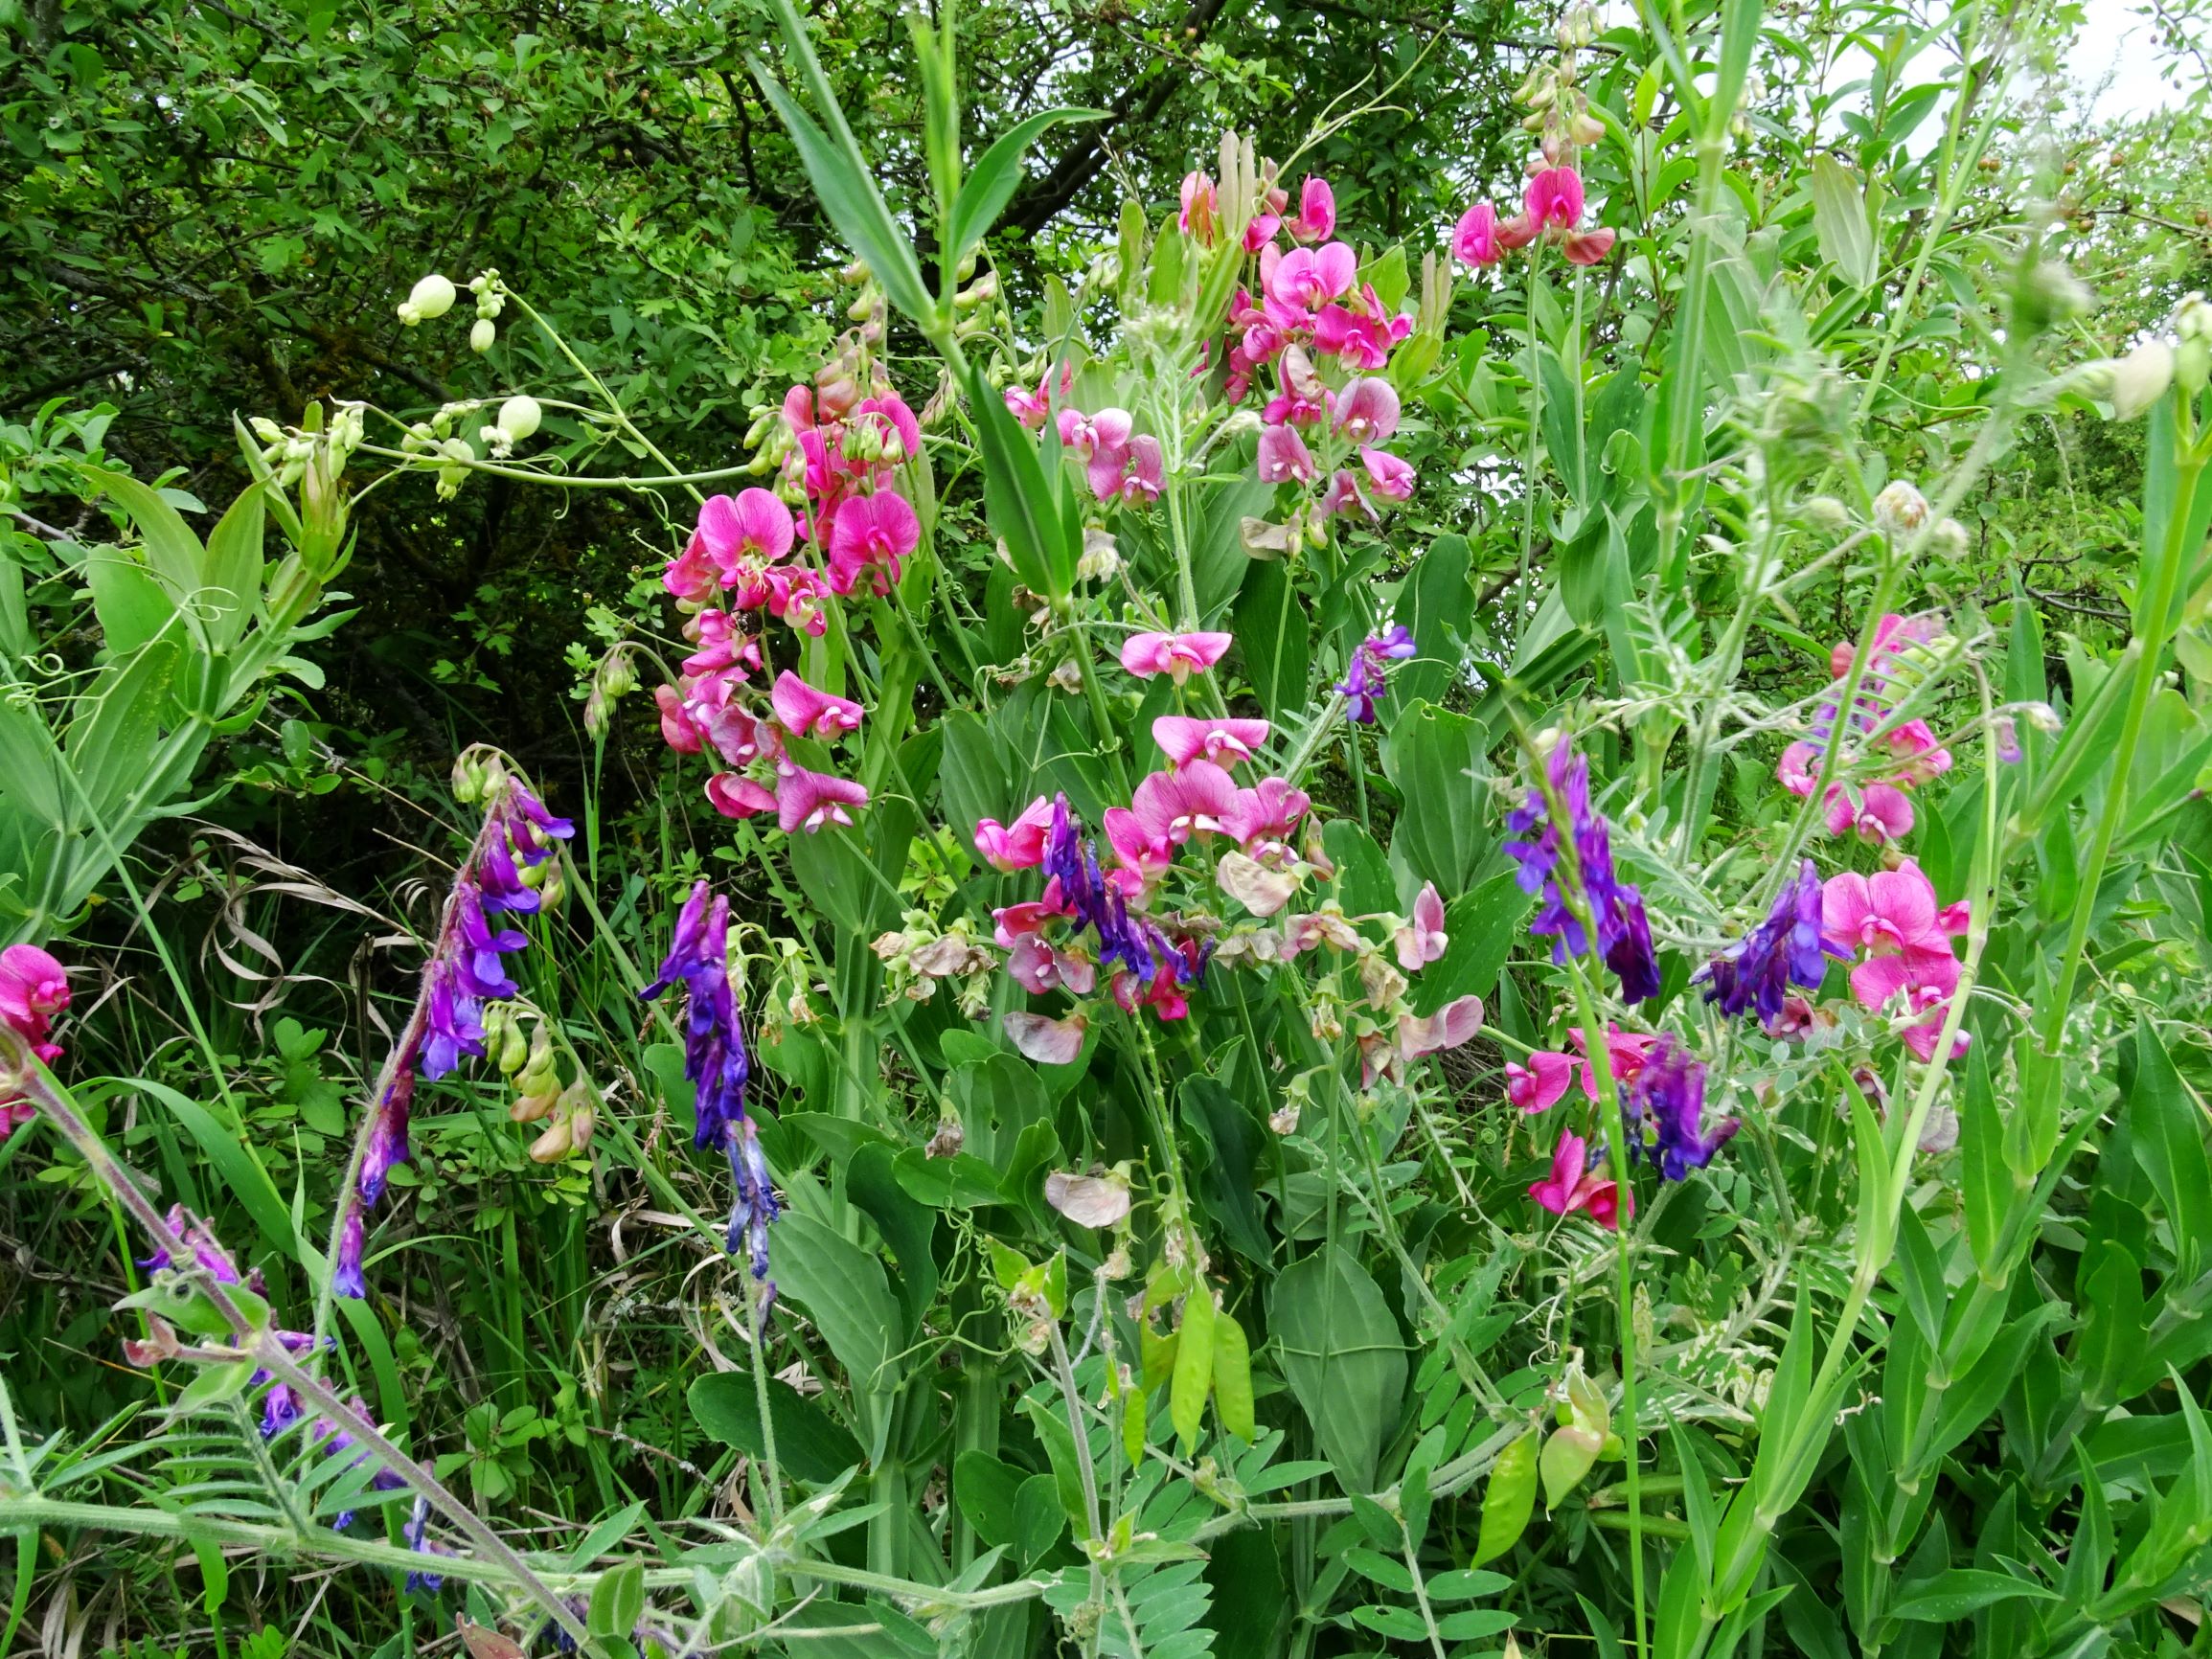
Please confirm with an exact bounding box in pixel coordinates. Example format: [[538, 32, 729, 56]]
[[0, 943, 70, 1141], [1778, 613, 1953, 848], [1822, 861, 1969, 1060], [1452, 165, 1615, 270], [655, 620, 870, 833]]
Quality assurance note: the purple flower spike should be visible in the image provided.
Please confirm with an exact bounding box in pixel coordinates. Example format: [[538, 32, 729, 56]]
[[1694, 859, 1845, 1025], [1623, 1034, 1735, 1181], [1503, 740, 1661, 1003], [1335, 627, 1417, 723]]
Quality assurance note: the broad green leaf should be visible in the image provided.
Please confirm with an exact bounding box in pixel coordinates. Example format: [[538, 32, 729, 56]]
[[688, 1373, 861, 1484], [1233, 558, 1310, 719], [200, 483, 265, 650], [1382, 534, 1472, 717], [952, 1450, 1028, 1550], [2123, 1019, 2212, 1279], [1272, 1245, 1406, 1493], [85, 551, 177, 657], [1472, 1429, 1539, 1565], [588, 1560, 645, 1643], [848, 1142, 940, 1336], [769, 1213, 901, 1432], [1322, 819, 1393, 920], [1809, 155, 1875, 286], [1411, 874, 1530, 1016], [1380, 701, 1494, 894], [81, 466, 206, 602], [969, 360, 1075, 600], [947, 108, 1098, 261], [1885, 1570, 2058, 1623]]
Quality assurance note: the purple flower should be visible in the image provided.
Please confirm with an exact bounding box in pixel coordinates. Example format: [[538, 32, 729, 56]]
[[358, 1072, 415, 1206], [261, 1382, 299, 1441], [1334, 627, 1417, 724], [333, 1201, 367, 1300], [641, 881, 774, 1283], [1694, 859, 1843, 1025], [1622, 1035, 1735, 1180], [403, 1493, 447, 1593], [1503, 740, 1661, 1002], [140, 1205, 243, 1281], [1042, 795, 1156, 980]]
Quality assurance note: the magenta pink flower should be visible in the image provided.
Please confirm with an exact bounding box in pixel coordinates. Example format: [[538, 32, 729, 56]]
[[1332, 377, 1400, 443], [1823, 781, 1915, 845], [1525, 167, 1585, 231], [1121, 630, 1232, 682], [1360, 446, 1415, 501], [1263, 242, 1357, 313], [975, 795, 1055, 872], [1286, 176, 1335, 242], [1091, 434, 1165, 506], [1506, 1051, 1575, 1114], [1569, 1025, 1658, 1099], [1320, 469, 1377, 524], [1452, 202, 1503, 268], [761, 565, 830, 637], [663, 539, 718, 605], [1220, 776, 1311, 851], [855, 395, 922, 467], [1, 943, 69, 1051], [827, 490, 920, 596], [1529, 1129, 1622, 1229], [992, 898, 1066, 947], [700, 704, 781, 769], [681, 610, 759, 681], [1824, 864, 1970, 1059], [655, 685, 703, 754], [1112, 964, 1191, 1023], [1885, 720, 1952, 785], [775, 765, 869, 833], [769, 671, 863, 741], [1311, 294, 1410, 369], [1562, 227, 1617, 266], [696, 489, 796, 570], [1153, 716, 1270, 768], [1102, 807, 1175, 892], [1393, 881, 1448, 971], [1130, 761, 1238, 845], [1777, 740, 1821, 797], [1257, 423, 1317, 484], [705, 773, 777, 819]]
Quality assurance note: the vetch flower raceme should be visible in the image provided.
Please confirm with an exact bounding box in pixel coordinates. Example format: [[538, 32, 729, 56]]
[[1694, 859, 1847, 1026], [1452, 165, 1616, 269], [640, 881, 778, 1283], [1503, 739, 1661, 1001], [1621, 1035, 1735, 1181]]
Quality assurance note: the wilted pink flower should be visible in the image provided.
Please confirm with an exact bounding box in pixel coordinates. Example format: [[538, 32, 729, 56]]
[[1452, 202, 1503, 268], [1392, 883, 1448, 972], [1361, 446, 1416, 501], [1286, 176, 1335, 242], [1004, 1010, 1088, 1064], [975, 796, 1055, 872], [1320, 469, 1377, 524], [1398, 994, 1485, 1060], [769, 671, 863, 741], [705, 773, 778, 818], [1332, 377, 1400, 443], [700, 703, 781, 769], [1130, 761, 1238, 845], [1121, 631, 1231, 682], [1153, 716, 1270, 768], [1178, 171, 1220, 243], [1506, 1051, 1574, 1114], [1257, 423, 1317, 484], [1562, 227, 1617, 265], [1530, 1129, 1621, 1229], [827, 490, 920, 595], [775, 765, 868, 833], [1008, 935, 1097, 997], [1823, 781, 1915, 845]]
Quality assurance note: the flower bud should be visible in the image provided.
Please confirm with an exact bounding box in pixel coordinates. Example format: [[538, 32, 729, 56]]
[[527, 1114, 573, 1162], [406, 274, 458, 322], [2025, 700, 2062, 733], [441, 437, 475, 464], [511, 1090, 559, 1124], [498, 1015, 529, 1075], [538, 861, 565, 912], [1931, 517, 1970, 558], [2109, 341, 2177, 419], [250, 417, 285, 444], [1804, 494, 1850, 530], [1872, 479, 1929, 539], [955, 271, 998, 309], [470, 318, 496, 352], [1077, 526, 1121, 583], [497, 397, 541, 443]]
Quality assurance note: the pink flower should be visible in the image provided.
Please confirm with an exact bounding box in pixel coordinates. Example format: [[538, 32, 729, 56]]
[[1257, 423, 1317, 484], [769, 671, 863, 741], [1130, 761, 1238, 845], [1452, 202, 1503, 268], [1320, 469, 1377, 524], [1569, 1025, 1658, 1099], [1332, 377, 1400, 443], [1264, 242, 1358, 312], [1885, 720, 1952, 785], [705, 773, 778, 818], [855, 395, 922, 467], [975, 796, 1055, 872], [1821, 864, 1952, 966], [1777, 740, 1821, 797], [1121, 631, 1231, 682], [655, 685, 703, 753], [681, 611, 760, 681], [1178, 170, 1220, 243], [1262, 347, 1329, 427], [1, 943, 69, 1047], [1506, 1051, 1574, 1114], [1004, 1010, 1089, 1064], [1287, 176, 1335, 242], [1360, 446, 1415, 501], [1153, 716, 1270, 768], [1529, 1130, 1622, 1230], [1220, 776, 1311, 851], [1394, 882, 1448, 971], [1009, 935, 1097, 997], [700, 703, 781, 768], [1103, 807, 1176, 891], [1525, 167, 1585, 231], [663, 538, 718, 605], [1312, 299, 1408, 369], [1398, 994, 1484, 1060], [1112, 964, 1190, 1022], [826, 490, 920, 596], [993, 898, 1067, 946], [1823, 782, 1915, 845], [696, 489, 797, 570], [775, 765, 869, 833], [1091, 434, 1165, 506], [761, 565, 831, 637], [1562, 227, 1617, 265]]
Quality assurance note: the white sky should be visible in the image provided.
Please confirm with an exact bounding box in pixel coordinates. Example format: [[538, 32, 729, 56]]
[[2069, 0, 2201, 118]]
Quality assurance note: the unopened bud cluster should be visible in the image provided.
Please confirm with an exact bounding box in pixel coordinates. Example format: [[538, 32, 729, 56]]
[[486, 1008, 598, 1163]]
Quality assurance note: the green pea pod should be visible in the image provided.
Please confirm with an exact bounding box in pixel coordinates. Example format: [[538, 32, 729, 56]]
[[1172, 1289, 1218, 1452], [1473, 1428, 1540, 1566], [1213, 1309, 1256, 1443], [1141, 1323, 1179, 1396]]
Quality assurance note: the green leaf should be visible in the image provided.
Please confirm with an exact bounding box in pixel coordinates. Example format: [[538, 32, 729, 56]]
[[1271, 1245, 1406, 1493], [1957, 1040, 2007, 1275], [767, 1213, 901, 1433], [1473, 1429, 1539, 1566], [1382, 534, 1472, 717], [85, 551, 178, 657], [2123, 1019, 2212, 1280], [1381, 701, 1494, 894], [969, 360, 1075, 600], [848, 1142, 939, 1336], [1322, 819, 1394, 920], [588, 1560, 645, 1644], [200, 483, 266, 651], [1809, 155, 1876, 286], [81, 466, 207, 602], [946, 108, 1098, 261], [687, 1373, 863, 1485], [952, 1450, 1027, 1550], [1885, 1569, 2058, 1623], [1410, 873, 1530, 1016], [1233, 558, 1311, 719]]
